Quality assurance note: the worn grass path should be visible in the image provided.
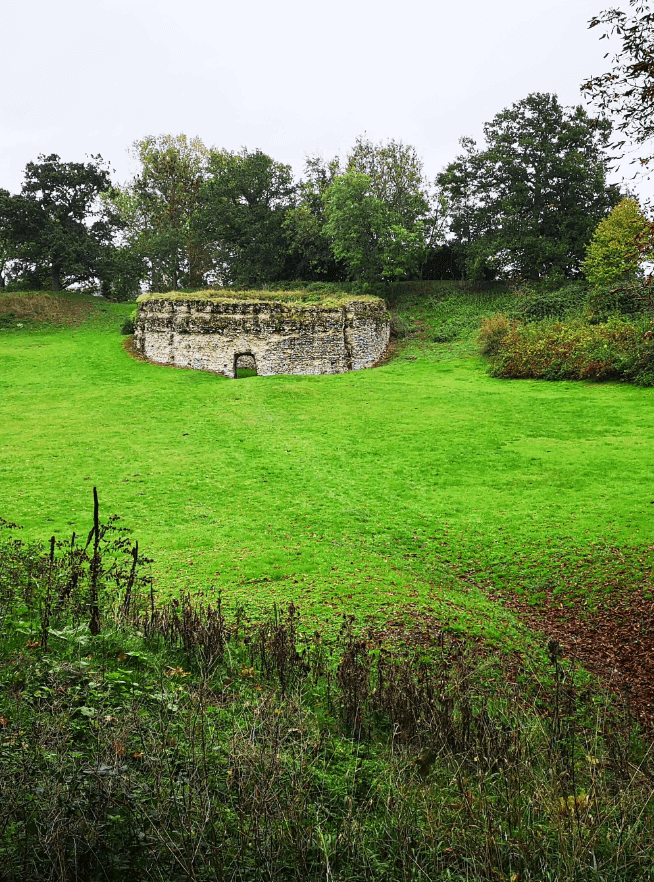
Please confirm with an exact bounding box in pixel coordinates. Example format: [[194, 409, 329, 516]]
[[2, 291, 654, 645]]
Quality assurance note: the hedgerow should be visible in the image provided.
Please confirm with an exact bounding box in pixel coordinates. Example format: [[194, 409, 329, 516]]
[[481, 314, 654, 385]]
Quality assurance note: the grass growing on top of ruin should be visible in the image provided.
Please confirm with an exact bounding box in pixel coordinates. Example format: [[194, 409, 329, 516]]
[[1, 285, 654, 648], [137, 288, 384, 309]]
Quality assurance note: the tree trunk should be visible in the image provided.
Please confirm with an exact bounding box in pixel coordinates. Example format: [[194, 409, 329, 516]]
[[51, 265, 61, 291]]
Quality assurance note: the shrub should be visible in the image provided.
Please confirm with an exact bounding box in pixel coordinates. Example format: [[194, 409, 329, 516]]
[[486, 315, 654, 384], [389, 313, 410, 339], [585, 278, 654, 322], [120, 310, 137, 335], [3, 509, 654, 880], [478, 312, 513, 355], [5, 498, 654, 881]]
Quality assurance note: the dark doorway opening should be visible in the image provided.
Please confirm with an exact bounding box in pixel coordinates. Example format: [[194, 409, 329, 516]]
[[235, 353, 257, 378]]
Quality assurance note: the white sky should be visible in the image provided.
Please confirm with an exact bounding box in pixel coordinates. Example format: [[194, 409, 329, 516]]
[[1, 0, 647, 197]]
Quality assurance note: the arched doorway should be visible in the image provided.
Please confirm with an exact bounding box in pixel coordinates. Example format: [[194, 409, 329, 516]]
[[234, 353, 257, 378]]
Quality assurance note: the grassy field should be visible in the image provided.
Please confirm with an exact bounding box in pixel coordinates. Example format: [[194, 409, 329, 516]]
[[1, 287, 654, 646], [5, 286, 654, 879]]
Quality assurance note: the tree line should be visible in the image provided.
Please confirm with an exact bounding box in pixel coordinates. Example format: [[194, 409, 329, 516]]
[[0, 92, 625, 297]]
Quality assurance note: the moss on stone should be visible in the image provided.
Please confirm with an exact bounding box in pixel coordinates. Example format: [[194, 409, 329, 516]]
[[137, 290, 383, 310]]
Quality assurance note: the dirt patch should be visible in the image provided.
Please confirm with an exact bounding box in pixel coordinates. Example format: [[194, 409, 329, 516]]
[[498, 589, 654, 729], [122, 334, 148, 362], [0, 293, 93, 327]]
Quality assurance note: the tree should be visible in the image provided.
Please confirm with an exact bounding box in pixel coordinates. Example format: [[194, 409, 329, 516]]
[[0, 189, 15, 289], [582, 1, 654, 168], [196, 148, 296, 287], [283, 155, 347, 281], [435, 137, 484, 279], [0, 155, 114, 291], [583, 197, 652, 285], [323, 137, 439, 283], [110, 135, 211, 292], [437, 93, 620, 280], [323, 173, 424, 283]]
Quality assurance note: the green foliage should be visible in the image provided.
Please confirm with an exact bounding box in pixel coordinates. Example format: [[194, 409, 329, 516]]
[[120, 310, 137, 335], [323, 172, 424, 282], [583, 197, 651, 287], [196, 147, 296, 287], [283, 155, 347, 281], [438, 93, 620, 280], [137, 287, 378, 309], [109, 135, 211, 293], [0, 154, 115, 291], [324, 137, 440, 283], [102, 243, 146, 301], [584, 280, 653, 322], [478, 311, 513, 355], [486, 314, 654, 384], [2, 517, 654, 881], [512, 280, 588, 321]]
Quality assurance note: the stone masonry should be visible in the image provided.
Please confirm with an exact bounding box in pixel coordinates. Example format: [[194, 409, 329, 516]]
[[134, 296, 390, 378]]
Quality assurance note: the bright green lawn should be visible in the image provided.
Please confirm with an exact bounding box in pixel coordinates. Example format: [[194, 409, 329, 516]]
[[1, 289, 654, 645]]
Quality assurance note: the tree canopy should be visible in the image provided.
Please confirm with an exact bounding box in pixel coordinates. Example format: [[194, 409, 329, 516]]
[[0, 154, 114, 291], [195, 148, 296, 287], [0, 95, 632, 294], [283, 155, 347, 281], [437, 93, 620, 280], [110, 135, 211, 293], [582, 1, 654, 168], [323, 137, 440, 283], [583, 197, 652, 286]]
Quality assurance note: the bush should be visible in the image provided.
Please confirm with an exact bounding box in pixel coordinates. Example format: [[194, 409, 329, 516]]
[[486, 315, 654, 384], [478, 312, 513, 355], [120, 311, 137, 335], [585, 279, 654, 322], [389, 313, 410, 339]]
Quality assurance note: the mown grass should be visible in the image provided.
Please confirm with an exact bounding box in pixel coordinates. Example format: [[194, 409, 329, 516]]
[[1, 285, 654, 643]]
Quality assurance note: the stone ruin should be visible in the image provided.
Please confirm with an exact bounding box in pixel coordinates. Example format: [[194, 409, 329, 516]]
[[133, 294, 390, 378]]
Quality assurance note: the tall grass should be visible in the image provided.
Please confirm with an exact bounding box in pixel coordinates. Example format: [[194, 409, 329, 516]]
[[2, 504, 654, 881], [0, 292, 93, 328]]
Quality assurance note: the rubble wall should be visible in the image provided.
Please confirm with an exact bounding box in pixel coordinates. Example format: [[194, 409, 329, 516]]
[[133, 297, 390, 377]]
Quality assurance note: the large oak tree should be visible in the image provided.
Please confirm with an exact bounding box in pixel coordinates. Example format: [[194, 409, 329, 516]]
[[0, 154, 114, 291], [437, 93, 620, 280]]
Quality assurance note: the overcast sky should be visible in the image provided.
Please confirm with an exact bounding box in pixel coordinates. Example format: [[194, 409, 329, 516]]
[[1, 0, 644, 196]]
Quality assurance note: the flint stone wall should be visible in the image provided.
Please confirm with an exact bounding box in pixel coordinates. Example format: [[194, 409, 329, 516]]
[[134, 297, 390, 377]]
